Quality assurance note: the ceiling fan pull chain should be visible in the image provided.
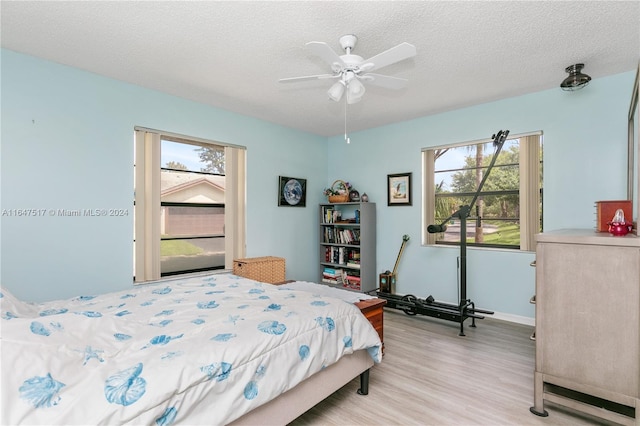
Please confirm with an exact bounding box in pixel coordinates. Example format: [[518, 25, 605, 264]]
[[344, 95, 350, 144]]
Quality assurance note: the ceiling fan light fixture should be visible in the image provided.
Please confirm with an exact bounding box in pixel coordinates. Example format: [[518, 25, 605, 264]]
[[560, 63, 591, 91], [328, 81, 345, 102], [346, 78, 366, 104], [280, 34, 416, 108]]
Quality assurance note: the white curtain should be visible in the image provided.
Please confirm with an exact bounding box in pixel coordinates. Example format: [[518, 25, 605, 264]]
[[423, 149, 436, 245], [224, 146, 247, 268], [134, 130, 161, 282], [520, 135, 541, 251]]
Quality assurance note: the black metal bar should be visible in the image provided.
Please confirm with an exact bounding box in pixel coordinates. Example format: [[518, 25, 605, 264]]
[[161, 235, 224, 241], [161, 265, 225, 277], [436, 241, 518, 250], [161, 201, 225, 208], [468, 300, 477, 329], [357, 369, 370, 395], [436, 160, 519, 174], [467, 131, 509, 210], [435, 189, 519, 198], [161, 167, 225, 177], [426, 133, 507, 234], [457, 206, 469, 303]]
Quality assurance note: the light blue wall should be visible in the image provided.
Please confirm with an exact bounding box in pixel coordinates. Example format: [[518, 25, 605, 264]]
[[1, 48, 635, 320], [327, 71, 635, 320], [1, 49, 327, 302]]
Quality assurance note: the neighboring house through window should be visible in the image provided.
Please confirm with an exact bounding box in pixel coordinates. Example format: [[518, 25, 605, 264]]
[[134, 128, 246, 282], [423, 132, 543, 251]]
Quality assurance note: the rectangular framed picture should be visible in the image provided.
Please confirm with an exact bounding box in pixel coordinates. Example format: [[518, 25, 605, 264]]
[[387, 172, 412, 206], [278, 176, 307, 207]]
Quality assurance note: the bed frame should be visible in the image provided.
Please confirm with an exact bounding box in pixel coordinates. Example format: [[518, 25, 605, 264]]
[[230, 349, 374, 425], [168, 279, 382, 424], [170, 349, 374, 425]]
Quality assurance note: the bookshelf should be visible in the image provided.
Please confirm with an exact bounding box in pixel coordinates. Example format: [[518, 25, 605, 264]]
[[319, 202, 376, 293]]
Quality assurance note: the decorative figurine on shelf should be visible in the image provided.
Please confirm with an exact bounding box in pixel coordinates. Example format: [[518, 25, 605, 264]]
[[608, 208, 633, 236], [349, 189, 360, 202], [361, 193, 369, 202]]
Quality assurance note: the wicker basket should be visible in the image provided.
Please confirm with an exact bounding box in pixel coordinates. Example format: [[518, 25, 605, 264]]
[[328, 180, 350, 203], [328, 194, 350, 203], [233, 256, 285, 284]]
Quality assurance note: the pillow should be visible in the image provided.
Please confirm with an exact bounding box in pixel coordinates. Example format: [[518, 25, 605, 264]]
[[0, 287, 39, 319]]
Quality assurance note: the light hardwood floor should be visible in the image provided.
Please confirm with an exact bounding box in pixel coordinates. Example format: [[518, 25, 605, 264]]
[[290, 308, 614, 426]]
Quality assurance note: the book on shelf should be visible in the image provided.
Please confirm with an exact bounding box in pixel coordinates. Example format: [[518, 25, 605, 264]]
[[322, 207, 343, 224], [323, 267, 343, 277], [324, 247, 362, 267], [322, 267, 344, 285], [339, 228, 359, 244], [343, 273, 361, 290], [323, 266, 339, 274], [322, 226, 360, 245], [322, 207, 340, 224], [323, 227, 335, 243]]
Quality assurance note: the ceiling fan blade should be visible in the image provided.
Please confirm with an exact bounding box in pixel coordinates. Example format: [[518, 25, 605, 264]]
[[279, 74, 337, 83], [358, 63, 375, 73], [363, 42, 416, 72], [360, 73, 409, 90], [306, 41, 345, 68]]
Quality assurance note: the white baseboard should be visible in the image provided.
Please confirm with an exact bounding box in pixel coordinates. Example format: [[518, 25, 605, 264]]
[[489, 311, 534, 327]]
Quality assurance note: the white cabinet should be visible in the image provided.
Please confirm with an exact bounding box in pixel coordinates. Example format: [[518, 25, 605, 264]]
[[530, 229, 640, 425]]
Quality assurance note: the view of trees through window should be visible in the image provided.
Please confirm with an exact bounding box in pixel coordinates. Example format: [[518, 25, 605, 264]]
[[433, 138, 541, 248], [160, 139, 226, 275]]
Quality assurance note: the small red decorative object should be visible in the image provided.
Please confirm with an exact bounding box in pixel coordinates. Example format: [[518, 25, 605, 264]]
[[607, 221, 633, 236]]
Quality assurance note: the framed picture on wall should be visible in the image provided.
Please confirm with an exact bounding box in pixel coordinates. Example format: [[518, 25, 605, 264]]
[[278, 176, 307, 207], [387, 172, 412, 206]]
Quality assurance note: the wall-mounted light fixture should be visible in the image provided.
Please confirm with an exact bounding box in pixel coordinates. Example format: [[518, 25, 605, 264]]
[[560, 63, 591, 91]]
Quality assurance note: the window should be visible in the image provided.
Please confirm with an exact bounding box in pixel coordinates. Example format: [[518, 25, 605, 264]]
[[134, 129, 246, 282], [160, 138, 225, 276], [423, 132, 542, 251]]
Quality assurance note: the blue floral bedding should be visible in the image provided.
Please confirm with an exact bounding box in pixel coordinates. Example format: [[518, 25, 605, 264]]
[[0, 274, 382, 425]]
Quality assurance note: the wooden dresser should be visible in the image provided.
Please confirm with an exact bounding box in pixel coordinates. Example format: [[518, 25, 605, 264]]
[[530, 229, 640, 425]]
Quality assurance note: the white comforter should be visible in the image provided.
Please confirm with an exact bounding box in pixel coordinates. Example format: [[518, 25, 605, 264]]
[[0, 274, 382, 425]]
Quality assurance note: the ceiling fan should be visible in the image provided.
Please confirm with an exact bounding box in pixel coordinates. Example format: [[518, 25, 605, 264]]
[[279, 34, 416, 104]]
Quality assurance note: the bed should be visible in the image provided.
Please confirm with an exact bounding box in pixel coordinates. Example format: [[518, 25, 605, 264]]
[[0, 273, 382, 425]]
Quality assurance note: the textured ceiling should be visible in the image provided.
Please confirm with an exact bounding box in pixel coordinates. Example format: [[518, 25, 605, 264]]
[[2, 1, 639, 137]]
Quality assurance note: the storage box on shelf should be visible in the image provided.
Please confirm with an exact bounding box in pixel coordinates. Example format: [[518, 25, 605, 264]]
[[233, 256, 285, 284], [319, 202, 376, 293]]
